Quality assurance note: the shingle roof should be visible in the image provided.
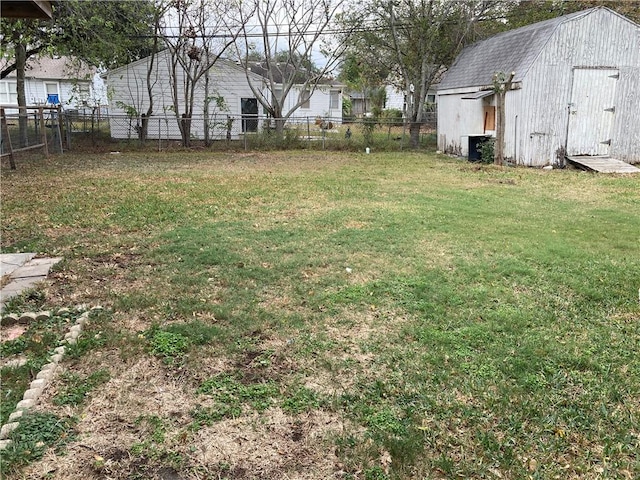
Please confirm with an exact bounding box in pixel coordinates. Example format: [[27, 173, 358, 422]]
[[438, 8, 595, 90], [6, 55, 95, 80], [248, 62, 342, 86]]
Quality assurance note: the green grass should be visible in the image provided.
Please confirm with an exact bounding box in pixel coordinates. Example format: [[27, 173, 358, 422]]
[[1, 150, 639, 478], [0, 308, 89, 425], [53, 369, 111, 406], [0, 412, 77, 475]]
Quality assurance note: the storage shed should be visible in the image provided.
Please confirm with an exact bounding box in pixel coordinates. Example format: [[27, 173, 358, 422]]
[[437, 7, 640, 166]]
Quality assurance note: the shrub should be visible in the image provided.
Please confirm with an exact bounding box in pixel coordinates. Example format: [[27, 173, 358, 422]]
[[380, 109, 404, 127], [479, 138, 495, 164]]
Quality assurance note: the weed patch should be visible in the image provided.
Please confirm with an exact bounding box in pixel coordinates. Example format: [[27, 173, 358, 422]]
[[53, 369, 111, 406], [0, 412, 76, 476], [0, 309, 94, 424]]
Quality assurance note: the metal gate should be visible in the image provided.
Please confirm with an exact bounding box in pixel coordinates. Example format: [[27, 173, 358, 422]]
[[567, 68, 618, 156]]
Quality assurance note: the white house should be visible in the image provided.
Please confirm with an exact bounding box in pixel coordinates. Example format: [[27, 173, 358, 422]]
[[105, 50, 343, 141], [437, 7, 640, 166], [384, 85, 436, 114], [1, 56, 106, 113], [245, 62, 343, 126]]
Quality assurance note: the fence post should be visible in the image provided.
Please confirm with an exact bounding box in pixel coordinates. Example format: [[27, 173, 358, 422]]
[[56, 105, 63, 153], [39, 107, 48, 157], [158, 118, 161, 152], [1, 108, 17, 170]]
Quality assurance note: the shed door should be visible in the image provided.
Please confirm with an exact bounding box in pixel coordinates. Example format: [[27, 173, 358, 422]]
[[567, 68, 618, 156]]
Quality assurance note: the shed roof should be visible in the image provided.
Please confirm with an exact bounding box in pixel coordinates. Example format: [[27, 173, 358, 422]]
[[438, 8, 597, 91]]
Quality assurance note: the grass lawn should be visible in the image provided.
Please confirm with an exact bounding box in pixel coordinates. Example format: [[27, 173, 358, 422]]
[[1, 150, 639, 479]]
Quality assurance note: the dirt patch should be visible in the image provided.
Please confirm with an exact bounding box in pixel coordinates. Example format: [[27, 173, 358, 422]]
[[1, 324, 27, 342], [189, 408, 346, 479]]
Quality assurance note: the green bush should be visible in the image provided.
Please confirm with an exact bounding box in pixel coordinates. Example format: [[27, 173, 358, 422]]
[[479, 138, 495, 164], [380, 109, 404, 127]]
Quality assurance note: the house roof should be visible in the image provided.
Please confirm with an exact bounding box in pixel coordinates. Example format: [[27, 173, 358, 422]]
[[6, 55, 95, 81], [104, 51, 265, 84], [438, 8, 598, 91], [248, 61, 342, 87]]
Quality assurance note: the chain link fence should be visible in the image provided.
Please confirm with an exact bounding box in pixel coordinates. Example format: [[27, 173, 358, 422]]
[[103, 112, 437, 151], [3, 108, 437, 155]]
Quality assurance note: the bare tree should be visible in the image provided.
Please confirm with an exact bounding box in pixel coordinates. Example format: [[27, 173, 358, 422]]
[[232, 0, 351, 136], [160, 0, 250, 147]]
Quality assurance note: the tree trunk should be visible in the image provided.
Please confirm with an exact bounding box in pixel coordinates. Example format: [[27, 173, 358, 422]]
[[274, 117, 286, 138], [494, 72, 514, 166], [139, 114, 148, 143], [16, 41, 28, 148], [494, 91, 505, 165], [203, 72, 211, 147], [181, 114, 191, 147], [409, 121, 421, 148]]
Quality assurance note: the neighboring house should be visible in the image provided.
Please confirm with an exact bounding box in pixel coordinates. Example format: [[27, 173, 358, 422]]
[[106, 51, 342, 140], [347, 92, 367, 117], [348, 85, 436, 119], [0, 55, 106, 111], [385, 85, 437, 115], [106, 50, 264, 140], [247, 62, 343, 122], [437, 7, 640, 166]]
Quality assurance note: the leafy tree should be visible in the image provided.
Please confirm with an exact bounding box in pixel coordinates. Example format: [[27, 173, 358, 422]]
[[0, 0, 157, 146], [341, 1, 498, 148], [339, 51, 389, 116]]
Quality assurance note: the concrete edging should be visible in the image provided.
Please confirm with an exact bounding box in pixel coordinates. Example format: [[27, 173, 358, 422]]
[[0, 306, 102, 450]]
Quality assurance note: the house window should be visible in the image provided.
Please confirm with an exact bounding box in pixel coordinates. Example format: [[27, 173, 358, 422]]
[[427, 94, 436, 104], [300, 89, 310, 109], [45, 82, 60, 104], [0, 81, 18, 104], [330, 90, 339, 109]]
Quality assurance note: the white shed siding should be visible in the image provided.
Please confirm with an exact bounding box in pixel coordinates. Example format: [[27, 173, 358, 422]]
[[611, 66, 640, 163], [437, 92, 495, 155], [438, 8, 640, 166], [508, 9, 640, 165]]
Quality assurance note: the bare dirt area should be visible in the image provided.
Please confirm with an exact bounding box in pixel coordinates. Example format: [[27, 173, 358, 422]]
[[23, 353, 352, 480]]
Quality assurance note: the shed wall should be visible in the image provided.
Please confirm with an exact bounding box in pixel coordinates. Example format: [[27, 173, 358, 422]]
[[438, 9, 640, 166], [508, 9, 640, 165], [437, 93, 495, 155]]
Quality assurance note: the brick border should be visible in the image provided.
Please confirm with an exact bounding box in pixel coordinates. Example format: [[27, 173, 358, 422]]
[[0, 306, 102, 450]]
